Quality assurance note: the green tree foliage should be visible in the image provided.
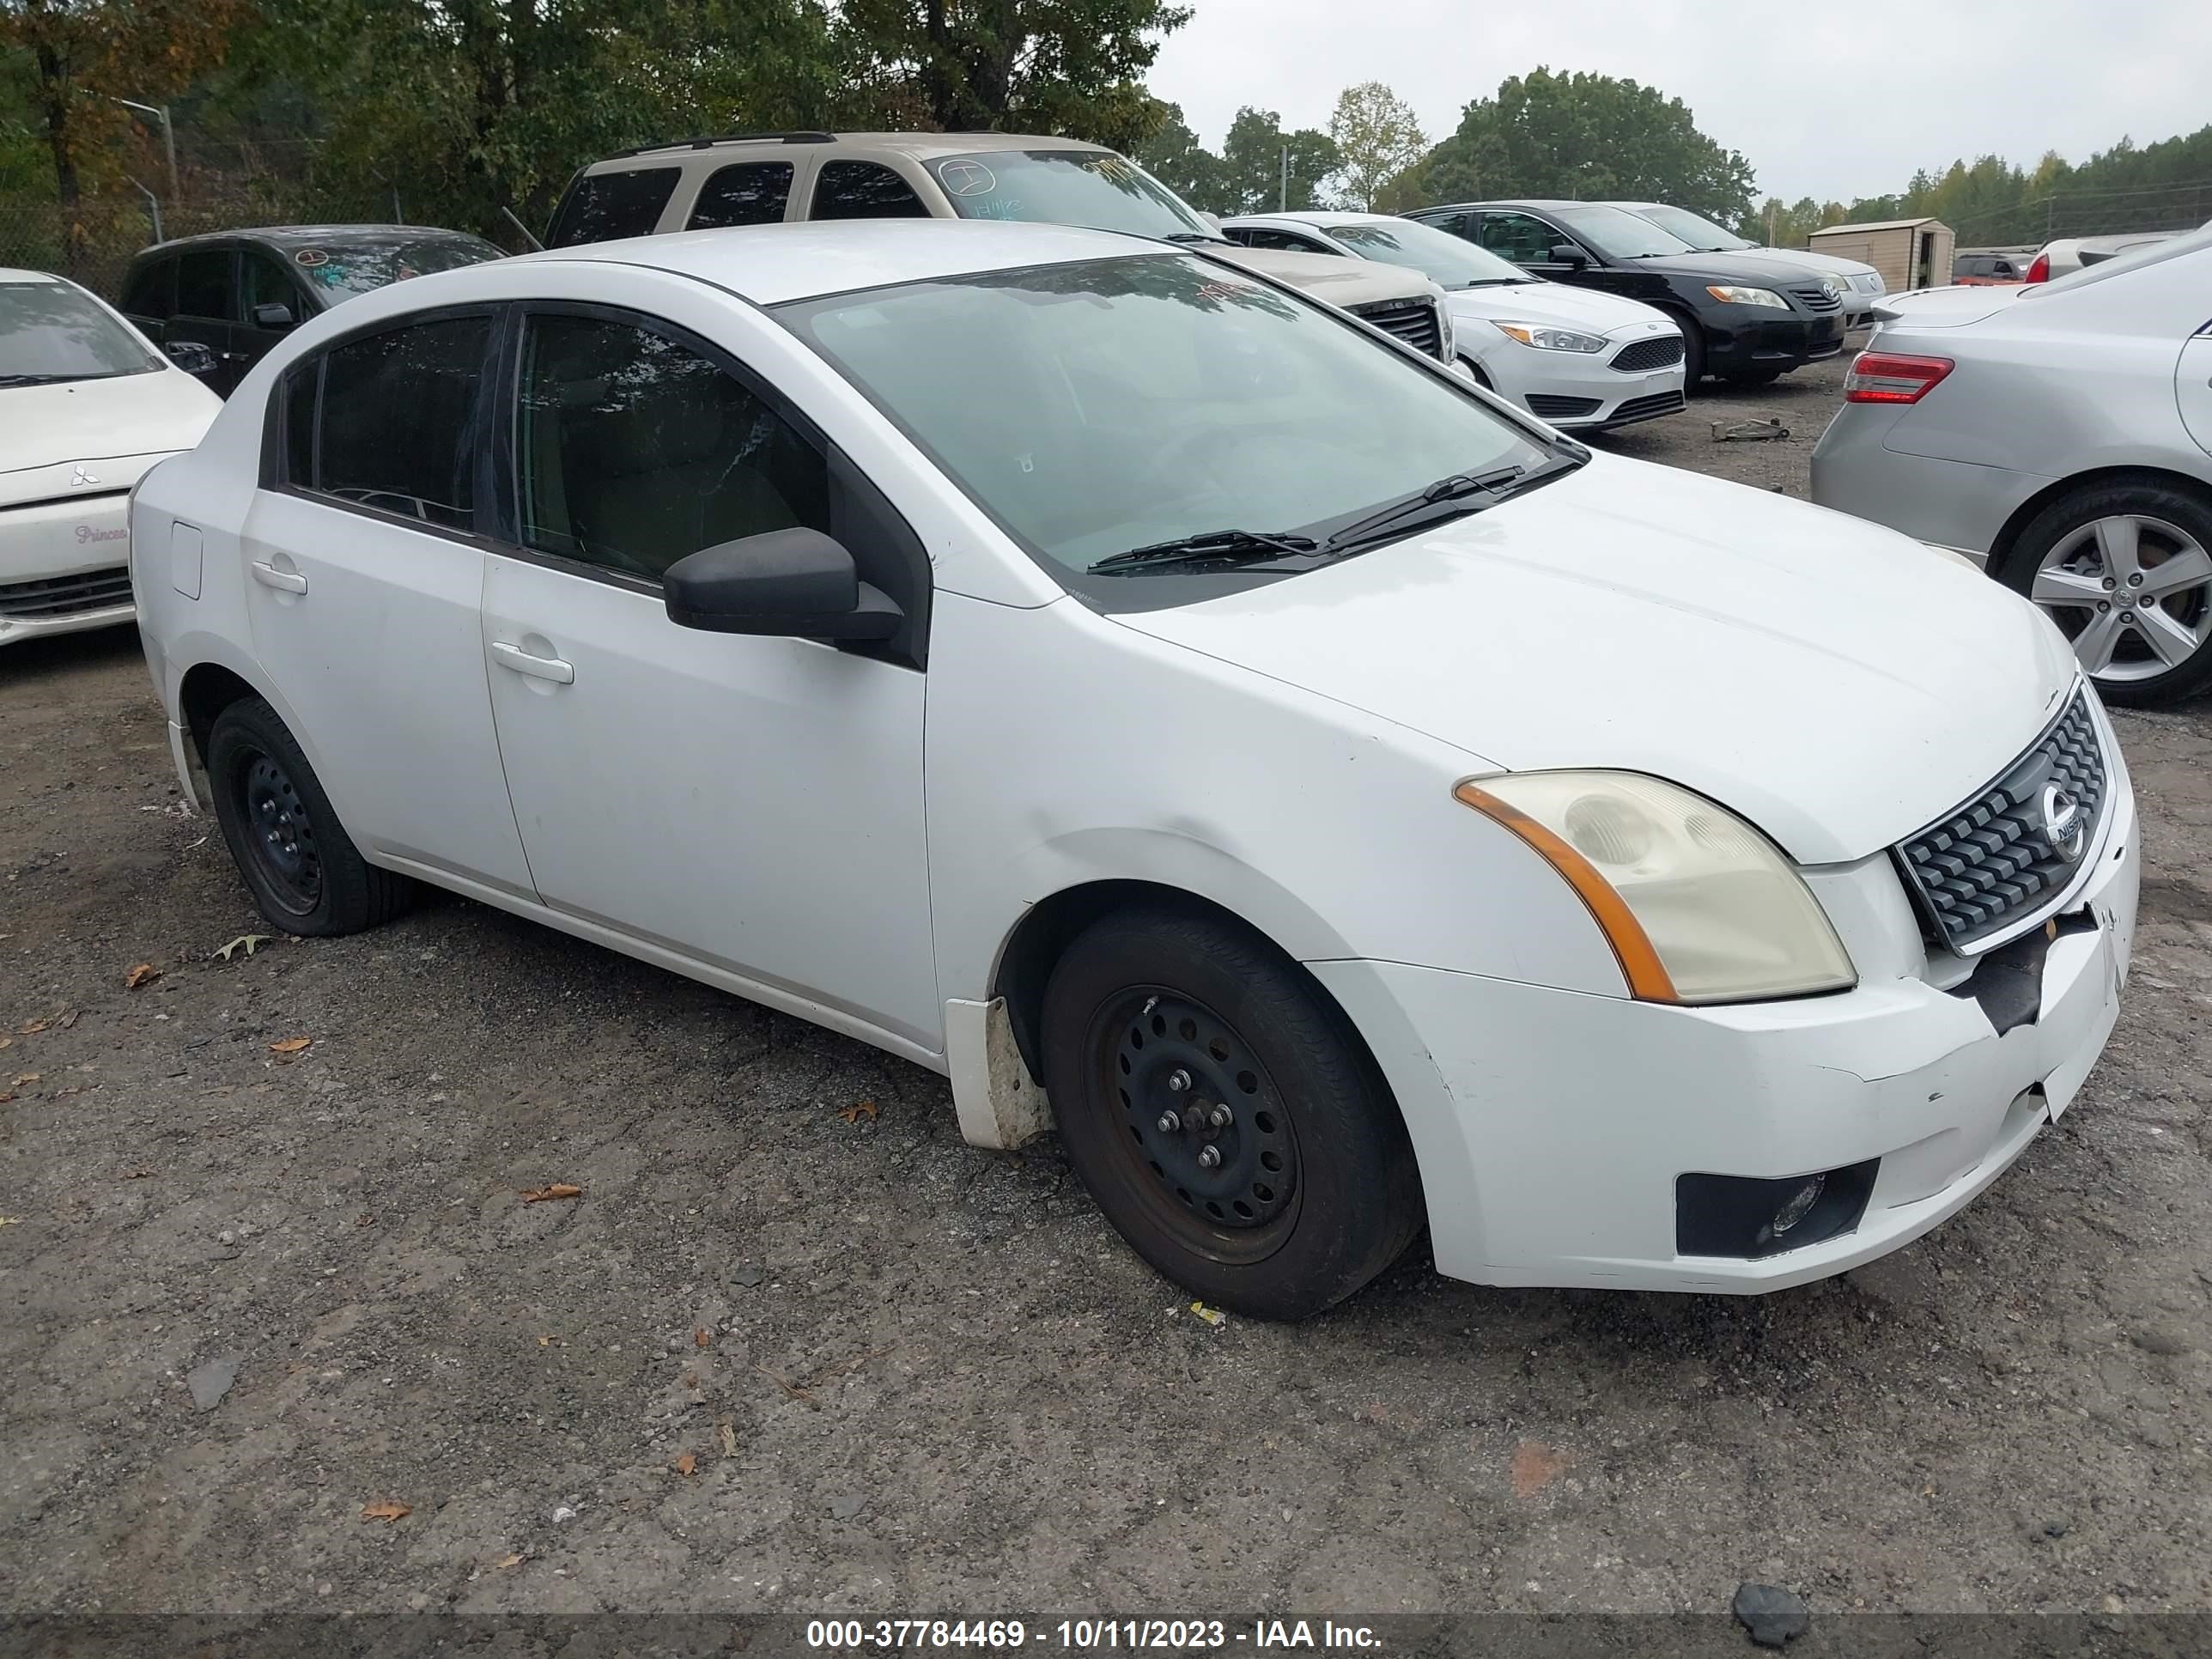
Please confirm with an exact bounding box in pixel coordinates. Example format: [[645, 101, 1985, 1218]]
[[1218, 105, 1336, 214], [1133, 99, 1220, 207], [1327, 80, 1423, 211], [1404, 68, 1755, 224]]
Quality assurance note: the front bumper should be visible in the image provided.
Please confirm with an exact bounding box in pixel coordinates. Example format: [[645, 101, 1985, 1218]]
[[0, 492, 137, 646], [1701, 307, 1847, 374], [1474, 333, 1688, 430], [1314, 748, 2138, 1294]]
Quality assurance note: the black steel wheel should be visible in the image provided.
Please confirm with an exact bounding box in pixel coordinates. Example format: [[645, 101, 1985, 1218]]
[[204, 696, 416, 936], [1040, 904, 1424, 1321]]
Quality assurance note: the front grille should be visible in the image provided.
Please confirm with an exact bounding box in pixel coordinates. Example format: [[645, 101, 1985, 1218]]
[[1895, 690, 2108, 951], [1609, 336, 1686, 373], [1525, 393, 1601, 419], [1790, 284, 1842, 313], [1608, 390, 1687, 424], [0, 567, 134, 621], [1350, 298, 1444, 360]]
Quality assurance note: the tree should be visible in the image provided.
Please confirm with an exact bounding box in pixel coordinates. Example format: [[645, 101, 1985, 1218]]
[[1218, 105, 1337, 214], [1327, 80, 1424, 210], [1134, 99, 1221, 209], [838, 0, 1191, 149], [1412, 69, 1756, 225]]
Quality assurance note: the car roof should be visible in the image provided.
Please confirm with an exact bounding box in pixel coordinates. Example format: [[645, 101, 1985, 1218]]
[[132, 225, 499, 257], [0, 267, 69, 284], [1224, 211, 1402, 229], [1419, 201, 1598, 214], [593, 131, 1116, 168], [506, 218, 1179, 307]]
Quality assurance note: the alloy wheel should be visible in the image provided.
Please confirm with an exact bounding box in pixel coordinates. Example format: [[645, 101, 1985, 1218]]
[[2030, 514, 2212, 682]]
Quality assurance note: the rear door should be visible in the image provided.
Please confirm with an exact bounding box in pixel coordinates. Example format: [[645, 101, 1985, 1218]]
[[2182, 320, 2212, 459], [241, 307, 535, 895]]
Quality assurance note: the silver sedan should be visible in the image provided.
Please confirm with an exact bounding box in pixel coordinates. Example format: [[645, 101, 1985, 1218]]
[[1812, 226, 2212, 705]]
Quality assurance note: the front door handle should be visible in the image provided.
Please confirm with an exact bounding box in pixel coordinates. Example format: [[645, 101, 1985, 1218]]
[[490, 640, 575, 684], [250, 560, 307, 594]]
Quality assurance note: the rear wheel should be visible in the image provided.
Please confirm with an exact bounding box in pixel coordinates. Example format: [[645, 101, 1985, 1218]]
[[205, 697, 416, 935], [1039, 906, 1423, 1321], [1995, 479, 2212, 707]]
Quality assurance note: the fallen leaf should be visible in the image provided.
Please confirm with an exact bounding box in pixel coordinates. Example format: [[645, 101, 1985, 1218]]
[[1510, 1441, 1572, 1499], [836, 1098, 878, 1124], [681, 1370, 699, 1389], [672, 1453, 696, 1477], [757, 1363, 816, 1405], [125, 1169, 155, 1180], [717, 1421, 738, 1459], [0, 1216, 20, 1228], [19, 1019, 47, 1035], [125, 963, 162, 990], [0, 1036, 10, 1051], [538, 1336, 553, 1347], [361, 1500, 411, 1522], [269, 1036, 312, 1055], [354, 1212, 375, 1226], [12, 1073, 40, 1087], [0, 1093, 14, 1104], [495, 1553, 525, 1569], [520, 1183, 583, 1204], [215, 934, 273, 962], [694, 1327, 710, 1349], [56, 1010, 79, 1029], [1188, 1301, 1225, 1327]]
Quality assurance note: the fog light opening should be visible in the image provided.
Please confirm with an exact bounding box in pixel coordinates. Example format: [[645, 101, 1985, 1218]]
[[1770, 1174, 1826, 1237]]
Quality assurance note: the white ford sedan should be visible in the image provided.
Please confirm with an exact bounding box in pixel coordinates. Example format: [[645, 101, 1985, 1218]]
[[130, 222, 2136, 1319], [3, 269, 219, 646]]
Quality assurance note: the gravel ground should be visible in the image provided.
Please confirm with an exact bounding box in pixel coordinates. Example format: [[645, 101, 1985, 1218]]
[[7, 349, 2212, 1628]]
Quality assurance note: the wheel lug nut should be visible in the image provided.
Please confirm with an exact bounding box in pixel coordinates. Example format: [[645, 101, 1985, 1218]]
[[1166, 1069, 1190, 1093], [2103, 576, 2117, 590], [1197, 1145, 1222, 1170], [2098, 601, 2111, 612], [2129, 573, 2143, 586], [1156, 1112, 1182, 1134], [1208, 1103, 1233, 1129]]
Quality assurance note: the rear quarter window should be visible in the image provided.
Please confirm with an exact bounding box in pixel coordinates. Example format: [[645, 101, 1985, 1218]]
[[688, 161, 795, 230], [549, 168, 681, 246]]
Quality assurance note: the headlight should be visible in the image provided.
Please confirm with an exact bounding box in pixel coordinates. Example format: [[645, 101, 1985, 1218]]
[[1494, 321, 1607, 353], [1705, 285, 1789, 309], [1455, 771, 1856, 1004]]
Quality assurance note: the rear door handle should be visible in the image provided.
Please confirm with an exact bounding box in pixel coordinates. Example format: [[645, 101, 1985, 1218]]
[[250, 560, 307, 594], [490, 640, 575, 684]]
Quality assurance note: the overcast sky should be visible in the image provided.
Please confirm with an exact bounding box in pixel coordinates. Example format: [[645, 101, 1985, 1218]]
[[1146, 0, 2211, 206]]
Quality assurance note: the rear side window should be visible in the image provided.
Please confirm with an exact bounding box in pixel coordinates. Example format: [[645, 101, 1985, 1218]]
[[689, 161, 795, 230], [811, 161, 927, 221], [123, 258, 177, 320], [548, 168, 680, 246], [175, 249, 235, 320], [287, 314, 492, 531]]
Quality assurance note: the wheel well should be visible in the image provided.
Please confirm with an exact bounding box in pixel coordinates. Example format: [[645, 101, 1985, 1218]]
[[1458, 355, 1492, 389], [1990, 466, 2212, 574], [178, 662, 259, 769]]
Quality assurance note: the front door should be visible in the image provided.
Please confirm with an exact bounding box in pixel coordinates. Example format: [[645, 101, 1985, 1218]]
[[167, 246, 247, 394], [234, 249, 310, 381], [479, 306, 938, 1046], [241, 307, 535, 896]]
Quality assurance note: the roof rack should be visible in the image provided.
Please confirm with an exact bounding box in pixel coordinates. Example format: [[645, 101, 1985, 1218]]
[[607, 131, 837, 160]]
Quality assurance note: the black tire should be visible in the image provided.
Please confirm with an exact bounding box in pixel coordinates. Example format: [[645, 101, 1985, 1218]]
[[1723, 368, 1783, 388], [204, 696, 416, 935], [1039, 905, 1424, 1321], [1994, 477, 2212, 708], [1677, 318, 1706, 392]]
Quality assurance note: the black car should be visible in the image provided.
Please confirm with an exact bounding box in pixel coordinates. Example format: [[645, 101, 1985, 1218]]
[[1404, 200, 1848, 388], [118, 226, 506, 397]]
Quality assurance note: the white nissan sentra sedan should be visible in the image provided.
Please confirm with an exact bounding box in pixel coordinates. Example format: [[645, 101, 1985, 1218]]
[[3, 269, 219, 646], [128, 222, 2137, 1320]]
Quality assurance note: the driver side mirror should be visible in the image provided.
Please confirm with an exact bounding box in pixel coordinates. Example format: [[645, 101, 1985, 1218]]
[[664, 527, 902, 641], [162, 339, 218, 379], [1548, 243, 1589, 269], [252, 301, 296, 330]]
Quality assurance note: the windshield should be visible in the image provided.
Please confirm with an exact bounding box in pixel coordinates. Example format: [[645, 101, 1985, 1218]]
[[1322, 221, 1530, 287], [1630, 204, 1752, 252], [780, 252, 1548, 579], [929, 150, 1217, 241], [1549, 204, 1698, 260], [289, 235, 505, 304], [0, 278, 161, 383]]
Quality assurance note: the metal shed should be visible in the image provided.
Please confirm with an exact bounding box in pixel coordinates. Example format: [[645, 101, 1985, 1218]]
[[1808, 217, 1955, 295]]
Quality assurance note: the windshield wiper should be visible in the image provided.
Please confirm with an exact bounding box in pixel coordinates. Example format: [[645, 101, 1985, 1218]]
[[1316, 466, 1537, 555], [1091, 527, 1321, 575], [0, 373, 66, 387]]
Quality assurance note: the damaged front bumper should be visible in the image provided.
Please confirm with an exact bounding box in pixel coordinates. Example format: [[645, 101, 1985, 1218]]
[[1310, 755, 2139, 1294]]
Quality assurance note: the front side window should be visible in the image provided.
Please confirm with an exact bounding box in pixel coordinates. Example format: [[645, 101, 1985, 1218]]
[[294, 314, 492, 530], [240, 252, 301, 319], [780, 253, 1547, 579], [514, 313, 828, 580], [1328, 221, 1531, 288], [929, 149, 1212, 240], [689, 161, 795, 229], [0, 279, 161, 384], [175, 249, 235, 320], [811, 161, 927, 222], [1234, 228, 1333, 254], [548, 168, 680, 246]]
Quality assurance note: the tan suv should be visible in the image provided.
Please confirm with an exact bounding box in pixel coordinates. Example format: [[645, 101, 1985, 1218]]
[[546, 131, 1454, 363]]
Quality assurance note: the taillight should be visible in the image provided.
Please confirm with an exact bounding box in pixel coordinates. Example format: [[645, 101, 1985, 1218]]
[[2022, 252, 2050, 283], [1844, 351, 1954, 404]]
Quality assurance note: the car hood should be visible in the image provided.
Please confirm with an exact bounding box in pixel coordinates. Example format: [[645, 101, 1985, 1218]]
[[1206, 242, 1437, 307], [0, 368, 219, 476], [1108, 454, 2076, 865], [1449, 280, 1676, 337], [1627, 249, 1828, 288]]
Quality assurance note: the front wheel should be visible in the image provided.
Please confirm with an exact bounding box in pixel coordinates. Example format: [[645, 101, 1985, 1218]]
[[1039, 907, 1424, 1321], [1678, 321, 1707, 392], [1723, 368, 1783, 388], [1995, 479, 2212, 707]]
